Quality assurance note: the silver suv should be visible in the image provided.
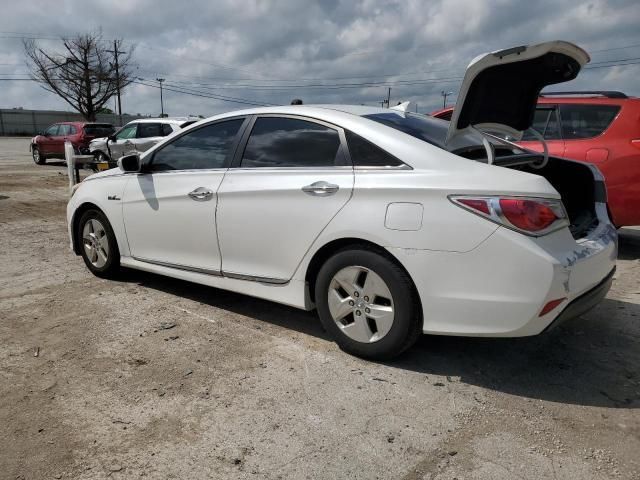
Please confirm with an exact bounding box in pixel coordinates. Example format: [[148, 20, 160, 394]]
[[89, 117, 198, 162]]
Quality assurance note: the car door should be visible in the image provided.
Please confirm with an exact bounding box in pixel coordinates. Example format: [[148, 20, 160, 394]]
[[109, 123, 138, 160], [133, 122, 166, 153], [518, 105, 565, 157], [40, 124, 60, 155], [122, 118, 247, 271], [53, 124, 71, 156], [216, 115, 354, 283]]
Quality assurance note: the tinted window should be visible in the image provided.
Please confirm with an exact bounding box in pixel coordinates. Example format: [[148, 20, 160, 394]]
[[137, 123, 163, 138], [116, 124, 137, 140], [363, 112, 447, 147], [560, 104, 620, 139], [45, 125, 59, 136], [346, 131, 404, 167], [522, 107, 561, 141], [161, 124, 174, 136], [68, 125, 77, 135], [58, 125, 71, 135], [241, 117, 344, 168], [149, 119, 243, 172], [84, 124, 114, 137]]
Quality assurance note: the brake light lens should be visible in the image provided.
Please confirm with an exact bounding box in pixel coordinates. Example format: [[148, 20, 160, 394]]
[[539, 297, 567, 316], [450, 195, 568, 236], [499, 198, 557, 232]]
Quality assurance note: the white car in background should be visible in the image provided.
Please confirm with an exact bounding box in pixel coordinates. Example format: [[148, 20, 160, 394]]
[[89, 117, 199, 164], [68, 41, 616, 359]]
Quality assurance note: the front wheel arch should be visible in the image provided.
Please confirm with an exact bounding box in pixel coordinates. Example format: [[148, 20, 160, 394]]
[[71, 202, 104, 255]]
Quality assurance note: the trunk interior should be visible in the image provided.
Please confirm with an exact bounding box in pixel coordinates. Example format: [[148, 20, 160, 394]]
[[507, 157, 600, 240]]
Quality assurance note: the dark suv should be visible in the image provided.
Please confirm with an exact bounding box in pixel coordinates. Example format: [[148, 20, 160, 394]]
[[30, 122, 115, 164]]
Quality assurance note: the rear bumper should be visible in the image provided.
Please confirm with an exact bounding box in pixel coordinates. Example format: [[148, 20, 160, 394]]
[[388, 214, 617, 337], [543, 266, 614, 332]]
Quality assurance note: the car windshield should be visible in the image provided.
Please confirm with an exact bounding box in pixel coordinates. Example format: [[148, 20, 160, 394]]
[[362, 112, 449, 148], [84, 124, 115, 137]]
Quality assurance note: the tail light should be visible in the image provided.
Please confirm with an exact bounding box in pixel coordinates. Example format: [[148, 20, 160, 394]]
[[631, 139, 640, 150], [450, 195, 568, 236]]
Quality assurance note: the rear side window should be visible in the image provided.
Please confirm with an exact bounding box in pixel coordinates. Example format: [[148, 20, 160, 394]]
[[241, 117, 345, 168], [559, 104, 620, 139], [161, 124, 174, 136], [137, 123, 163, 138], [345, 131, 405, 167], [149, 119, 244, 172], [68, 125, 77, 135], [58, 125, 71, 135], [522, 107, 561, 140]]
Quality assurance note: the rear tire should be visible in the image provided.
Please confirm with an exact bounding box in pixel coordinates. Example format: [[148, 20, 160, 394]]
[[77, 209, 120, 279], [315, 248, 422, 360], [32, 147, 46, 165]]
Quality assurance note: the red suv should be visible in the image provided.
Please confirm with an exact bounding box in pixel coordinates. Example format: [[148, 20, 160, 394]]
[[431, 91, 640, 227], [30, 122, 115, 165]]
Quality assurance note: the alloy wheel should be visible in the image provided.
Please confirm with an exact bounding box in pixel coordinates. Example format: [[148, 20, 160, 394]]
[[82, 218, 110, 268], [327, 265, 395, 343]]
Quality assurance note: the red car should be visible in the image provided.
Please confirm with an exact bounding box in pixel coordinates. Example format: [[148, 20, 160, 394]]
[[431, 91, 640, 227], [30, 122, 115, 165]]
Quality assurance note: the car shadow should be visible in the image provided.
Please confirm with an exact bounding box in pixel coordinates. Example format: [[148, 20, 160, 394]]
[[115, 233, 639, 409]]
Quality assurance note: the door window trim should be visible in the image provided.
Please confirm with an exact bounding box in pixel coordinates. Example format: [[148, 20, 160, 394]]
[[142, 116, 250, 174], [229, 114, 353, 170]]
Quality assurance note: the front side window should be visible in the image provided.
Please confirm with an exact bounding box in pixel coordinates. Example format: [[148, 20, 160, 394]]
[[45, 125, 59, 136], [137, 123, 163, 138], [116, 124, 137, 140], [559, 104, 620, 140], [149, 119, 244, 172], [241, 117, 345, 168]]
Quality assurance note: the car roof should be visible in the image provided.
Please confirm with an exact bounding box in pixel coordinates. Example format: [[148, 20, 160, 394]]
[[129, 117, 194, 125]]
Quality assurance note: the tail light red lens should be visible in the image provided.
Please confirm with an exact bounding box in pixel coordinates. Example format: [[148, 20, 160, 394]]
[[499, 198, 557, 232], [450, 195, 568, 236]]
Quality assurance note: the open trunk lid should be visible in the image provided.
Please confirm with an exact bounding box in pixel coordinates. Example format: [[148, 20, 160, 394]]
[[446, 41, 590, 146]]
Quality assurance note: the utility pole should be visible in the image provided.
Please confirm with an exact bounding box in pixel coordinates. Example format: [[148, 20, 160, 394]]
[[386, 87, 391, 108], [156, 78, 165, 117], [441, 90, 453, 109], [107, 40, 127, 126]]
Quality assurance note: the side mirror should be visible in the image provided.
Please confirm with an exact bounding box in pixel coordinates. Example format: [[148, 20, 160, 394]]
[[107, 134, 117, 142], [117, 154, 141, 173], [44, 131, 51, 137]]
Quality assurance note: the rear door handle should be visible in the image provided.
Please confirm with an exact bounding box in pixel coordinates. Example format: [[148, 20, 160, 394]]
[[302, 181, 339, 197], [188, 187, 214, 201]]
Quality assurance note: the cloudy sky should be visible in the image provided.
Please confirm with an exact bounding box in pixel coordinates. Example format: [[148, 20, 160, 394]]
[[1, 0, 639, 118]]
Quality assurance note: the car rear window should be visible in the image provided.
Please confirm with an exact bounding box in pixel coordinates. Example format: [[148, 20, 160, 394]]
[[84, 124, 115, 137], [363, 112, 447, 147], [559, 104, 620, 139]]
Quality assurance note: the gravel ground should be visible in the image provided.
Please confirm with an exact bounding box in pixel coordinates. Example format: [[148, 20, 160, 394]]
[[1, 137, 639, 480]]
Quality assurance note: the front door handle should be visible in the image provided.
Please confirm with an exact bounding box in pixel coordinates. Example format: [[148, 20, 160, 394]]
[[188, 187, 214, 201], [302, 181, 339, 197]]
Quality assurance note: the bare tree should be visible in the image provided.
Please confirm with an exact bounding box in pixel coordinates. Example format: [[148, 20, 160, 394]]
[[24, 33, 134, 121]]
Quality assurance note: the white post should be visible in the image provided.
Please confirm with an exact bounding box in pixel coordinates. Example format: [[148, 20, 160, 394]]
[[65, 140, 76, 194]]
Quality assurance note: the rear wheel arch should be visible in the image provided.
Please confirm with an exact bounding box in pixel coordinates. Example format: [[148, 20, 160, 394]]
[[304, 237, 420, 307]]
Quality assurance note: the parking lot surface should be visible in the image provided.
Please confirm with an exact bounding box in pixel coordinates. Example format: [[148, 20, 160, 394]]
[[1, 137, 639, 479]]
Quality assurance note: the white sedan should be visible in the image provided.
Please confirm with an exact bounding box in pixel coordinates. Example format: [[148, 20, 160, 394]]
[[67, 41, 616, 359]]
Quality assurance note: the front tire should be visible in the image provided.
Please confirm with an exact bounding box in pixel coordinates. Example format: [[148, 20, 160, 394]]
[[77, 209, 120, 278], [32, 147, 46, 165], [315, 248, 422, 360]]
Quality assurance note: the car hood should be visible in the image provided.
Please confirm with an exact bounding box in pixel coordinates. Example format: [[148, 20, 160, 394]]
[[446, 40, 589, 145]]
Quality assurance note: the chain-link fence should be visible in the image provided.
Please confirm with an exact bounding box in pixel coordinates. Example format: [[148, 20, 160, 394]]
[[0, 109, 149, 136]]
